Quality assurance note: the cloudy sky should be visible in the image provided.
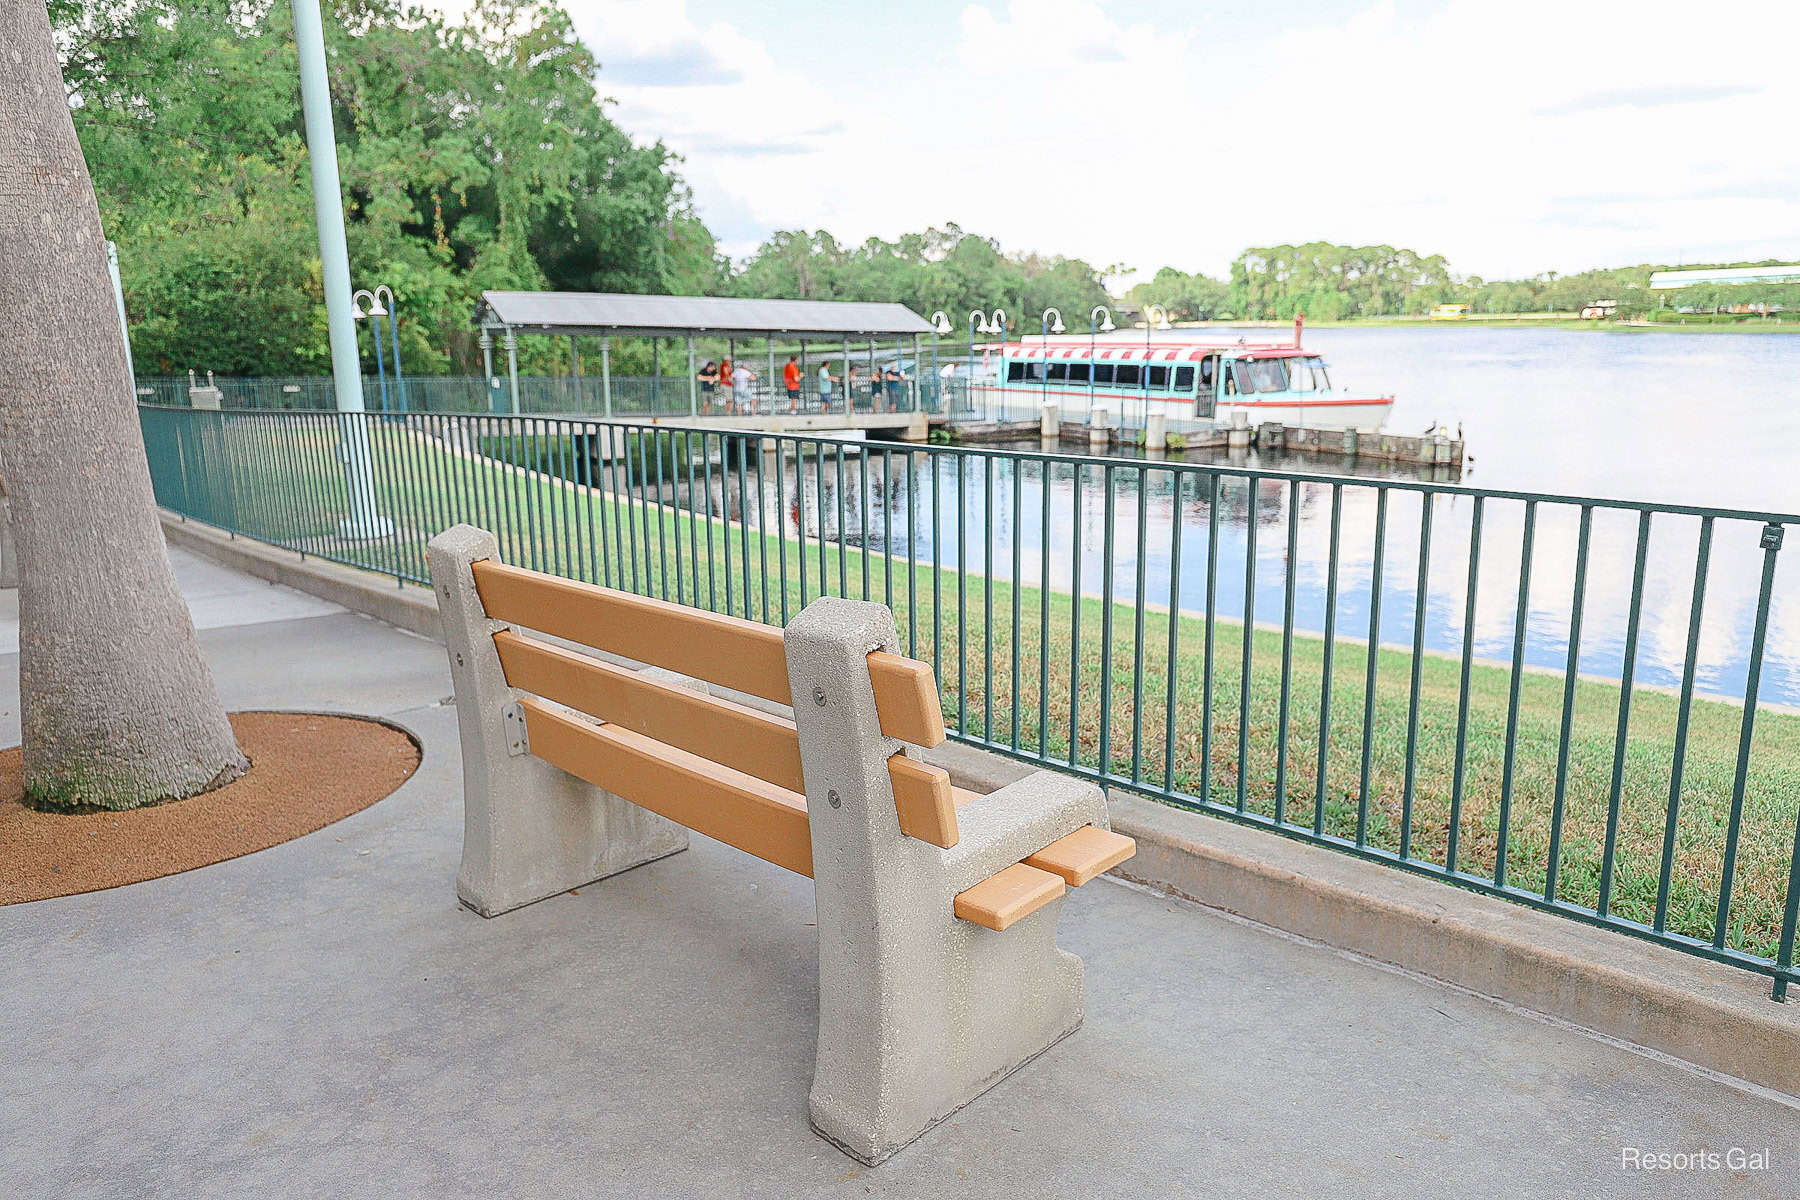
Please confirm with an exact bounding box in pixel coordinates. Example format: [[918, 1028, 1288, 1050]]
[[456, 0, 1799, 283]]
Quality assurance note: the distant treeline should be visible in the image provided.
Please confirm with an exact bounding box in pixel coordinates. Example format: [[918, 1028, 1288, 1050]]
[[62, 2, 1790, 383], [1126, 243, 1800, 322]]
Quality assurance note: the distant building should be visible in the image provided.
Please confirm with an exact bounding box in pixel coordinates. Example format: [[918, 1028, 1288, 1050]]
[[1648, 265, 1800, 289]]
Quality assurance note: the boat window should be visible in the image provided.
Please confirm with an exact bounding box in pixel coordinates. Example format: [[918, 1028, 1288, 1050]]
[[1227, 359, 1252, 395], [1068, 363, 1091, 383], [1007, 362, 1026, 382], [1174, 365, 1196, 392], [1147, 365, 1169, 388], [1245, 358, 1288, 393], [1093, 364, 1115, 384], [1115, 364, 1142, 387], [1047, 363, 1068, 381], [1287, 355, 1328, 393], [1200, 358, 1216, 390], [1024, 361, 1047, 382]]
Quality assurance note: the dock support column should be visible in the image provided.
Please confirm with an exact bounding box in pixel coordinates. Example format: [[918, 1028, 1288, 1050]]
[[768, 339, 777, 415], [480, 330, 499, 414], [1145, 412, 1167, 450], [1040, 403, 1059, 438], [688, 336, 698, 416], [600, 335, 612, 418], [841, 338, 850, 415], [504, 328, 520, 415]]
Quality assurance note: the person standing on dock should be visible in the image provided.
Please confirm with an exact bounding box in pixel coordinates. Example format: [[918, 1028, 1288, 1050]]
[[783, 355, 802, 413], [817, 360, 838, 411], [732, 364, 756, 414]]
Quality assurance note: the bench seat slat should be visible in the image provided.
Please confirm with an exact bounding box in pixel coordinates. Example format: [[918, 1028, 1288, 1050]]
[[473, 561, 945, 748], [1023, 826, 1136, 887], [519, 696, 814, 878], [953, 863, 1065, 932]]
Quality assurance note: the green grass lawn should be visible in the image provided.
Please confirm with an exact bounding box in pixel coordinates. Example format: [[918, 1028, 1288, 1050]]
[[153, 415, 1800, 963]]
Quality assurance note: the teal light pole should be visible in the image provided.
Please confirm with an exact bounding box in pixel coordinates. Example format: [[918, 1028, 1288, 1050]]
[[292, 0, 387, 536]]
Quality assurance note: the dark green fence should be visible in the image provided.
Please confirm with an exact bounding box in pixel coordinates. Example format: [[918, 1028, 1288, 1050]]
[[136, 373, 968, 417], [138, 404, 1800, 999]]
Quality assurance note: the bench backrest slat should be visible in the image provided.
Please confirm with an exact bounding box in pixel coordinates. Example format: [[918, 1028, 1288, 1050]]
[[474, 561, 945, 748], [497, 630, 805, 792], [520, 696, 814, 878], [499, 628, 962, 850]]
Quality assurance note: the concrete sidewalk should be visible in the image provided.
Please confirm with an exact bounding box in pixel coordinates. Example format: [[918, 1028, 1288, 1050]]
[[0, 553, 1792, 1198]]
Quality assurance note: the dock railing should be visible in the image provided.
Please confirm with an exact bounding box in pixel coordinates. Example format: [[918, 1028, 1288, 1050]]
[[137, 404, 1800, 999]]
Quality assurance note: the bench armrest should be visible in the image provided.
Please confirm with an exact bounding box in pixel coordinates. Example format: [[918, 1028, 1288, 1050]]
[[939, 770, 1109, 894]]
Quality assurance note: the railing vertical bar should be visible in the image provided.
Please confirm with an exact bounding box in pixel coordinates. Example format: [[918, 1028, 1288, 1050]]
[[1068, 462, 1084, 769], [1545, 505, 1593, 901], [703, 432, 717, 610], [620, 425, 639, 592], [652, 428, 668, 597], [957, 453, 968, 737], [1012, 456, 1024, 753], [778, 437, 792, 619], [1099, 464, 1117, 778], [1602, 517, 1654, 909], [739, 437, 752, 615], [1776, 809, 1800, 1001], [1131, 466, 1149, 784], [836, 444, 848, 599], [1238, 476, 1260, 813], [1201, 472, 1220, 805], [1713, 525, 1782, 948], [1164, 470, 1186, 793], [1040, 459, 1052, 759], [985, 455, 995, 742], [1314, 483, 1343, 837], [860, 444, 872, 603], [1655, 516, 1713, 933], [932, 449, 943, 686], [1275, 480, 1299, 824], [722, 437, 736, 616], [905, 449, 916, 657], [883, 447, 895, 613], [1401, 491, 1433, 859], [1448, 496, 1485, 873], [1357, 486, 1388, 847], [815, 441, 827, 597]]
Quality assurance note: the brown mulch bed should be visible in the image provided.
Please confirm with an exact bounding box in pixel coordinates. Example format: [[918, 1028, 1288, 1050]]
[[0, 711, 420, 904]]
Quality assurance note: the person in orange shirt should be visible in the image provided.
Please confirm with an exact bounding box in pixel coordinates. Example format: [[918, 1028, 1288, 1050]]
[[782, 355, 802, 412]]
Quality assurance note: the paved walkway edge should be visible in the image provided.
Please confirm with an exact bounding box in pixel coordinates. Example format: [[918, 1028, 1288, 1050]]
[[160, 512, 1800, 1100]]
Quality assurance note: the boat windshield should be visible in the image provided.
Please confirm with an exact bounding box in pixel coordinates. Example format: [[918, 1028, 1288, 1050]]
[[1235, 358, 1289, 394], [1286, 355, 1331, 392]]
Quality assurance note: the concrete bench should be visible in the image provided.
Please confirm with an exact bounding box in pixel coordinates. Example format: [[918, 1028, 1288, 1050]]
[[426, 523, 1135, 1164]]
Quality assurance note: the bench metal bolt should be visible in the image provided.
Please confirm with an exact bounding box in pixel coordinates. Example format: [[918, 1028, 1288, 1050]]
[[813, 687, 828, 706], [828, 789, 841, 809]]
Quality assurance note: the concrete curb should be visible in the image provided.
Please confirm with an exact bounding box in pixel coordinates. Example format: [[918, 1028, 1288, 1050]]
[[162, 512, 1800, 1100]]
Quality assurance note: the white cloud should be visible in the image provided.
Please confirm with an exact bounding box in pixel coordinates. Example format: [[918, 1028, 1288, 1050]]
[[431, 0, 1800, 280]]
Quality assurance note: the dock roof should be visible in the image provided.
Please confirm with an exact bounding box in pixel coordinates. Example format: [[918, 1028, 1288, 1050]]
[[475, 291, 933, 339]]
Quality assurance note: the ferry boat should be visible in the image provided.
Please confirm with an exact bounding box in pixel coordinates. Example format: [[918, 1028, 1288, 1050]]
[[965, 333, 1396, 432]]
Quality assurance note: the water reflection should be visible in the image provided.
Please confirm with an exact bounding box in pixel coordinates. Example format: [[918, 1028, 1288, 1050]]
[[689, 444, 1799, 708]]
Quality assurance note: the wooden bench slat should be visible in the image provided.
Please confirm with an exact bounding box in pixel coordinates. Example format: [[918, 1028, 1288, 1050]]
[[476, 561, 792, 705], [886, 755, 957, 848], [496, 630, 806, 793], [474, 561, 946, 747], [1023, 826, 1136, 887], [519, 696, 814, 878], [953, 863, 1065, 932], [867, 652, 946, 748]]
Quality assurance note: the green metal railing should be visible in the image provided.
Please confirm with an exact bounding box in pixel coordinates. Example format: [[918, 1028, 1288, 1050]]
[[137, 404, 1800, 999], [137, 373, 970, 417]]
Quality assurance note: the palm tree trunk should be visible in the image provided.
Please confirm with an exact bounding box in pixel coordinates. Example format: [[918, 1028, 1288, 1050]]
[[0, 0, 247, 810]]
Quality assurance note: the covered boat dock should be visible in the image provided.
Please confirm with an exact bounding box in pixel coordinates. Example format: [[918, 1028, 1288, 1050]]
[[473, 291, 938, 423]]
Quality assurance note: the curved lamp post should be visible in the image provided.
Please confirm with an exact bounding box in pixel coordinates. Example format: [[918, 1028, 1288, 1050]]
[[1089, 304, 1115, 422], [967, 309, 992, 417], [351, 288, 388, 412], [372, 284, 404, 413], [989, 308, 1008, 418], [1039, 307, 1065, 409], [1142, 302, 1171, 431], [930, 311, 952, 411]]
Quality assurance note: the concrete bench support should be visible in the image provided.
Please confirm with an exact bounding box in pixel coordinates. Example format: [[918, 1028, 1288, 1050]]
[[784, 597, 1107, 1164], [428, 525, 687, 916]]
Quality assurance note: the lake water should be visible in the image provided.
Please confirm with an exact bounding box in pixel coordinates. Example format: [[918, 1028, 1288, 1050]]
[[716, 329, 1800, 708]]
